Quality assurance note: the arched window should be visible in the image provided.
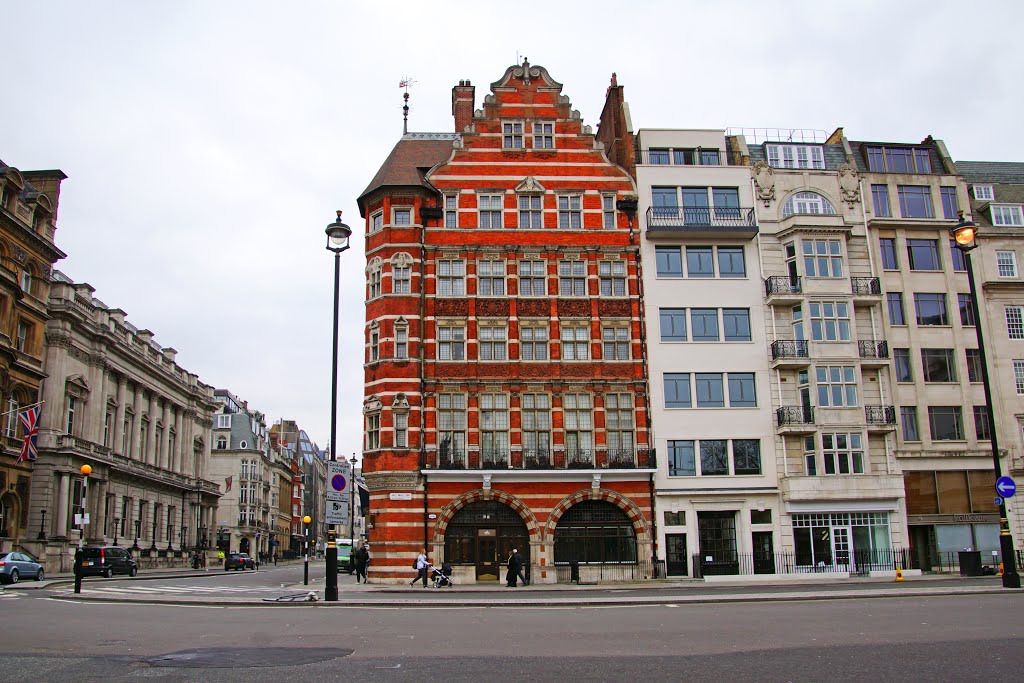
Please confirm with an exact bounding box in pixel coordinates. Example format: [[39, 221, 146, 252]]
[[554, 500, 637, 564], [783, 191, 836, 217]]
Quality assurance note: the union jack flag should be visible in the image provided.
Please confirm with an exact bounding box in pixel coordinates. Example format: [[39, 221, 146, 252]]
[[16, 405, 41, 464]]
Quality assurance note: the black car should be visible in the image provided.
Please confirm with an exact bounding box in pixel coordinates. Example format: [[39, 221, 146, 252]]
[[78, 546, 138, 578], [224, 552, 255, 571]]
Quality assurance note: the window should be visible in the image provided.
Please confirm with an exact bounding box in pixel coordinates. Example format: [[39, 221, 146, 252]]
[[480, 394, 509, 461], [216, 436, 227, 450], [1007, 306, 1024, 339], [652, 187, 679, 219], [973, 185, 994, 200], [602, 326, 629, 360], [872, 185, 892, 217], [659, 308, 687, 341], [557, 195, 582, 229], [103, 407, 113, 447], [393, 207, 412, 225], [478, 194, 504, 229], [668, 440, 695, 476], [992, 205, 1024, 226], [997, 251, 1018, 278], [648, 148, 670, 164], [949, 240, 967, 272], [803, 436, 817, 475], [901, 406, 920, 442], [503, 121, 523, 149], [928, 406, 964, 441], [520, 324, 548, 360], [438, 325, 465, 360], [370, 212, 383, 232], [718, 247, 746, 277], [750, 509, 772, 524], [479, 326, 507, 361], [974, 405, 992, 441], [393, 265, 411, 294], [438, 394, 466, 462], [217, 414, 231, 429], [20, 268, 31, 295], [368, 268, 382, 299], [907, 239, 940, 270], [437, 259, 465, 296], [887, 292, 906, 326], [966, 348, 982, 383], [444, 194, 458, 228], [563, 394, 593, 459], [723, 309, 751, 342], [15, 322, 28, 352], [921, 348, 957, 383], [898, 186, 934, 219], [518, 260, 547, 296], [879, 238, 898, 269], [656, 246, 682, 278], [605, 393, 634, 455], [959, 294, 976, 326], [784, 192, 836, 217], [1015, 360, 1024, 394], [366, 414, 380, 450], [733, 440, 761, 475], [816, 366, 857, 407], [673, 149, 696, 165], [560, 326, 589, 361], [914, 293, 948, 325], [727, 373, 757, 407], [369, 327, 379, 361], [533, 121, 554, 149], [395, 324, 408, 359], [700, 149, 720, 165], [602, 195, 616, 229], [695, 373, 724, 407], [809, 301, 851, 341], [866, 146, 931, 173], [664, 373, 691, 408], [686, 247, 714, 277], [477, 260, 506, 297], [766, 144, 824, 169], [821, 433, 864, 474], [517, 194, 543, 229], [894, 348, 913, 382], [558, 260, 587, 296], [712, 188, 741, 220], [598, 261, 626, 296], [66, 396, 77, 434], [940, 187, 959, 219], [690, 309, 719, 341], [699, 440, 728, 475], [803, 239, 843, 278], [521, 394, 550, 456]]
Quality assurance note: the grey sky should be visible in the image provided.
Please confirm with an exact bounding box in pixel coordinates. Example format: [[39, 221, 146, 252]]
[[3, 0, 1021, 458]]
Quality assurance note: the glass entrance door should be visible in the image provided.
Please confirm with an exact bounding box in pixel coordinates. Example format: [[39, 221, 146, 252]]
[[832, 526, 851, 571], [752, 531, 775, 574], [476, 531, 498, 581], [666, 533, 688, 576]]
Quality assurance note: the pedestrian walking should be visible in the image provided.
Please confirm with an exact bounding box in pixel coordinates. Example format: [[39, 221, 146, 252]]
[[410, 549, 429, 587], [514, 548, 529, 586], [354, 542, 370, 584], [506, 548, 523, 587], [273, 552, 278, 566]]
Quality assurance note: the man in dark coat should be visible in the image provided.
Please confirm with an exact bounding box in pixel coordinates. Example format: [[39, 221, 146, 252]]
[[506, 548, 523, 587], [354, 542, 370, 584]]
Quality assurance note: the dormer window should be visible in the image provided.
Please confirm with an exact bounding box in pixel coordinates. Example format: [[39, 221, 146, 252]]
[[865, 146, 932, 174], [973, 185, 994, 201], [766, 144, 824, 169]]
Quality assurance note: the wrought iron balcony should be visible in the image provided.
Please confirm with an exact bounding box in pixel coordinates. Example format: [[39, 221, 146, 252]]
[[771, 340, 809, 360], [765, 276, 802, 298], [850, 277, 882, 296], [646, 207, 758, 240], [777, 406, 815, 427], [858, 340, 890, 361], [422, 448, 656, 470], [865, 405, 897, 427]]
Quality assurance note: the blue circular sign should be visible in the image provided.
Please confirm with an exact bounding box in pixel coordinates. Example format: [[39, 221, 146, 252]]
[[996, 476, 1016, 498], [331, 474, 348, 492]]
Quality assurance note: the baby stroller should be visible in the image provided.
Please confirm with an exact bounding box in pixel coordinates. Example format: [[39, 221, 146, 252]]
[[430, 563, 454, 588]]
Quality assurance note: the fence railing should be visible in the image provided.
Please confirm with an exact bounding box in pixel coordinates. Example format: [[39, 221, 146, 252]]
[[765, 275, 802, 297], [858, 340, 889, 360], [865, 405, 897, 425], [646, 206, 756, 229], [555, 559, 665, 583], [851, 277, 882, 295], [422, 448, 656, 470], [777, 405, 814, 426], [771, 339, 809, 360], [637, 148, 744, 166], [691, 548, 918, 578]]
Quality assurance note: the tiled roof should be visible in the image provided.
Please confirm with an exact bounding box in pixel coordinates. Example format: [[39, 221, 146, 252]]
[[358, 135, 458, 211], [956, 161, 1024, 183]]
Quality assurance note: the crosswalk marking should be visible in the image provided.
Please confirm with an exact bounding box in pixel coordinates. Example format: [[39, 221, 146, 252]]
[[0, 591, 22, 599]]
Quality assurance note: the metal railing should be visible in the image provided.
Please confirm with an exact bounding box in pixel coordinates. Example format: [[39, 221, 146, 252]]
[[692, 547, 918, 578], [858, 340, 889, 360], [646, 206, 756, 228], [851, 277, 881, 295], [638, 148, 744, 166], [423, 448, 656, 470], [777, 405, 814, 426], [765, 276, 801, 297], [865, 405, 897, 425], [555, 559, 664, 583], [771, 339, 809, 360]]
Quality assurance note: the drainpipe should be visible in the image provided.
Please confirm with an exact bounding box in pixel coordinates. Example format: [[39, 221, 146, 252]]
[[420, 196, 430, 553]]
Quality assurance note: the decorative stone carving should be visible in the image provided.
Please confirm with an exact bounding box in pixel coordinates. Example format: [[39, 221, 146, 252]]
[[12, 246, 26, 264], [512, 58, 540, 85], [482, 474, 492, 489], [752, 161, 776, 207], [366, 256, 383, 274], [477, 299, 509, 317], [557, 299, 591, 318], [44, 331, 73, 349], [391, 252, 414, 268], [837, 162, 861, 207], [598, 300, 631, 318], [391, 393, 411, 410], [434, 299, 469, 317], [592, 473, 602, 490], [364, 470, 421, 491], [516, 299, 549, 318], [515, 176, 545, 194], [364, 395, 383, 414]]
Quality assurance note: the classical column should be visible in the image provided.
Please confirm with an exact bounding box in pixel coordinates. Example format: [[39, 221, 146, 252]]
[[94, 479, 108, 541], [160, 401, 171, 470], [132, 386, 145, 461], [173, 408, 184, 473], [147, 393, 158, 466], [113, 376, 126, 456], [85, 360, 105, 445], [55, 473, 70, 538]]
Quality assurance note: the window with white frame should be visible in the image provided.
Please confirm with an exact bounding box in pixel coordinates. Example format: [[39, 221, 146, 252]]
[[997, 251, 1018, 277], [557, 195, 582, 229], [478, 194, 504, 229], [602, 325, 629, 360], [521, 393, 550, 456], [518, 194, 543, 229], [783, 192, 836, 217], [477, 260, 506, 296], [816, 366, 858, 407], [520, 323, 548, 360], [992, 205, 1024, 227], [605, 393, 634, 455], [558, 260, 587, 296], [973, 185, 994, 201], [369, 326, 379, 362], [809, 301, 851, 341], [437, 259, 465, 296], [821, 432, 864, 474], [802, 239, 844, 277], [478, 325, 507, 360], [20, 267, 31, 295], [1014, 360, 1024, 395], [561, 325, 590, 360], [602, 195, 616, 229], [370, 211, 383, 232], [15, 322, 28, 352], [438, 393, 466, 462], [598, 260, 626, 296], [503, 121, 524, 149], [369, 267, 382, 299], [393, 207, 412, 225], [393, 411, 408, 448], [366, 413, 380, 450], [444, 194, 458, 228], [533, 121, 554, 149], [395, 322, 408, 359], [518, 260, 547, 296], [1007, 306, 1024, 339], [767, 144, 825, 169], [217, 414, 231, 429], [563, 393, 593, 459], [393, 264, 411, 294], [438, 324, 465, 360], [66, 395, 77, 435], [479, 394, 509, 461]]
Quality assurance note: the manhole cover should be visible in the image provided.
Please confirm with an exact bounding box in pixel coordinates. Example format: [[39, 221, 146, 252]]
[[144, 646, 353, 668]]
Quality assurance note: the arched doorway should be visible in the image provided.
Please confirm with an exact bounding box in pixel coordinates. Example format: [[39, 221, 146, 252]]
[[444, 501, 529, 581], [239, 537, 250, 554], [0, 492, 18, 540], [554, 500, 637, 564]]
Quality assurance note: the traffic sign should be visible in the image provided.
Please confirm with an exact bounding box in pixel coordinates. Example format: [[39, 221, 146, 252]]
[[996, 476, 1017, 498], [995, 496, 1004, 507], [326, 500, 349, 525]]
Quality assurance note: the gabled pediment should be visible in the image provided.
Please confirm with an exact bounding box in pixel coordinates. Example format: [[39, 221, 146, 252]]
[[515, 176, 546, 194]]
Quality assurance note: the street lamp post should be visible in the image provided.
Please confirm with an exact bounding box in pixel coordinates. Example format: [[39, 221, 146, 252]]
[[37, 509, 46, 541], [951, 213, 1021, 588], [133, 520, 141, 551], [303, 514, 312, 586], [113, 518, 119, 546], [73, 464, 91, 595], [325, 210, 352, 603], [350, 454, 358, 548]]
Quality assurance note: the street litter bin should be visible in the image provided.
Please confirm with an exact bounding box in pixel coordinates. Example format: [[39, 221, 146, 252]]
[[959, 550, 982, 576]]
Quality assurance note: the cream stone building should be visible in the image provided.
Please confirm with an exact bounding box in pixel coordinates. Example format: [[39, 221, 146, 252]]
[[25, 271, 220, 572]]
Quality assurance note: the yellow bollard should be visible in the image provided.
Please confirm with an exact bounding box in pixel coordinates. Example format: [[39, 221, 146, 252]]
[[895, 567, 904, 582], [999, 562, 1005, 577]]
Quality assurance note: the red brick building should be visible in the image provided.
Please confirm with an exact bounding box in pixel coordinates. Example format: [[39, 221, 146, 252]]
[[356, 61, 654, 584]]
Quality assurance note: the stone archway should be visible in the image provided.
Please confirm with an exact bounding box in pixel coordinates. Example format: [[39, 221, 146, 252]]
[[0, 491, 18, 540], [544, 488, 651, 543]]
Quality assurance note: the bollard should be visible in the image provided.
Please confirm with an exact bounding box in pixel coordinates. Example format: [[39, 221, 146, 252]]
[[1000, 562, 1005, 577], [895, 567, 904, 582]]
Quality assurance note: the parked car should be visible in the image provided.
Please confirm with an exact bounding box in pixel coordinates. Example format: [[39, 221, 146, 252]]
[[77, 546, 139, 578], [224, 552, 255, 571], [0, 551, 45, 584], [335, 539, 356, 573]]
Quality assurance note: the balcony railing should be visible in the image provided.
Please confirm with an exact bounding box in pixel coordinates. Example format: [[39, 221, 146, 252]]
[[850, 277, 882, 295], [638, 148, 744, 166], [646, 206, 756, 229], [422, 448, 656, 470], [858, 340, 889, 360], [865, 405, 897, 425], [777, 406, 814, 426], [764, 276, 801, 297], [771, 340, 809, 360]]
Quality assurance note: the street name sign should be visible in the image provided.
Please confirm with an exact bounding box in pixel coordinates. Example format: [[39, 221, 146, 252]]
[[995, 476, 1016, 498]]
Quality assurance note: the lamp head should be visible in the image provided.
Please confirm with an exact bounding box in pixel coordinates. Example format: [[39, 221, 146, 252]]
[[303, 515, 312, 524], [80, 464, 92, 476], [325, 210, 352, 253], [950, 211, 978, 251]]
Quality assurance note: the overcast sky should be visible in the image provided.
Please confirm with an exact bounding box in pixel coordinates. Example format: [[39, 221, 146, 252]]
[[4, 0, 1022, 459]]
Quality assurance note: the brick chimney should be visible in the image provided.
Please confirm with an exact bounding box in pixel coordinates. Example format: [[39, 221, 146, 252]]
[[452, 80, 475, 133]]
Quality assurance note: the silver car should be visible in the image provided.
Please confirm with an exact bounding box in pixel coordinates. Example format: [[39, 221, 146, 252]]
[[0, 551, 44, 584]]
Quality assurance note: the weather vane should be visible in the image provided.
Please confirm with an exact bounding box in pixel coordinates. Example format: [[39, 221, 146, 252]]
[[400, 76, 416, 134]]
